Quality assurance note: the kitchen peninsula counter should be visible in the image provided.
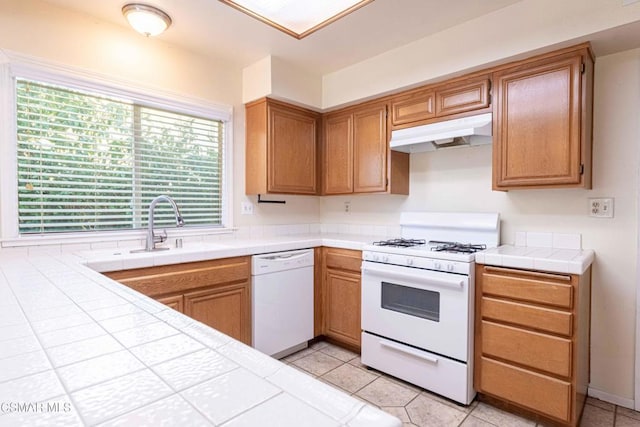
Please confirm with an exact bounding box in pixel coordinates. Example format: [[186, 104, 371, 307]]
[[0, 235, 400, 426]]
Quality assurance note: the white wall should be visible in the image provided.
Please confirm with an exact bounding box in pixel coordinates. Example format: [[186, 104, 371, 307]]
[[0, 0, 320, 229], [320, 49, 640, 402], [323, 0, 640, 109]]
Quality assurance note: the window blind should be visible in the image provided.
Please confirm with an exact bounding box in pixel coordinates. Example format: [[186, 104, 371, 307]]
[[16, 79, 224, 234]]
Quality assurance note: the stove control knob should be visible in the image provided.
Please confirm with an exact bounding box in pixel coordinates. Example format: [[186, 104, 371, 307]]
[[382, 255, 389, 263], [406, 258, 413, 266], [373, 254, 380, 262], [434, 262, 442, 270], [447, 264, 455, 272]]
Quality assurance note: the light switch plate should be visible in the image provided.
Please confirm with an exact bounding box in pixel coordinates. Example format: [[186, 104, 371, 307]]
[[241, 202, 254, 215], [589, 198, 614, 218]]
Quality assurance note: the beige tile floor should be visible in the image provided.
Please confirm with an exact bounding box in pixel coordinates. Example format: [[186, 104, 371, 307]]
[[280, 341, 640, 427]]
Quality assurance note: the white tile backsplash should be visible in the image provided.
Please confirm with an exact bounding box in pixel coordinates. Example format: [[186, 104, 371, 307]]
[[525, 232, 553, 248], [514, 231, 582, 250], [552, 233, 582, 250]]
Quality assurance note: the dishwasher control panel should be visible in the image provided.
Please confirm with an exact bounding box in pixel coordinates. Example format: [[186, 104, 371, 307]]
[[251, 249, 314, 276]]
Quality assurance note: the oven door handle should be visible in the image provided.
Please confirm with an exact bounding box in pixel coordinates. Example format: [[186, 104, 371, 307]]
[[361, 264, 464, 289], [380, 341, 439, 364]]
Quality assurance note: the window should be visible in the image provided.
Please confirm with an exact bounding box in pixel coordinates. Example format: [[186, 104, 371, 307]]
[[14, 78, 226, 235]]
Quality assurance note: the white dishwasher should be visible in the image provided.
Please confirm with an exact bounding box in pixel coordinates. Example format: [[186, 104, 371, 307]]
[[251, 248, 314, 358]]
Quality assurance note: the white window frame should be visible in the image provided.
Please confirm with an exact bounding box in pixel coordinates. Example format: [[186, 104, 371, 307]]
[[0, 52, 234, 246]]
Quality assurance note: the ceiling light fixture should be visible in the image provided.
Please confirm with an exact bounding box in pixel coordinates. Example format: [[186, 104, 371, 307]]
[[122, 3, 172, 37], [220, 0, 373, 39]]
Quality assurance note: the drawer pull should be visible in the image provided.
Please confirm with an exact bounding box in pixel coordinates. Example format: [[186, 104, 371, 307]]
[[484, 266, 571, 282], [380, 341, 439, 364]]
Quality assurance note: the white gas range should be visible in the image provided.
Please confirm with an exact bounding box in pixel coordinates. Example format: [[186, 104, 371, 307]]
[[360, 212, 500, 405]]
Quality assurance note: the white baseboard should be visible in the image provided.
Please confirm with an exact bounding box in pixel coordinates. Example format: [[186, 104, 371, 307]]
[[588, 386, 635, 409]]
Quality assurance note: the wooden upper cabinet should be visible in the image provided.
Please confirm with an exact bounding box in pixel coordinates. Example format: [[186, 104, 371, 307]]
[[322, 102, 407, 195], [492, 46, 594, 190], [390, 75, 490, 128], [435, 76, 490, 117], [353, 104, 388, 193], [390, 89, 435, 126], [323, 112, 354, 195], [245, 98, 320, 195]]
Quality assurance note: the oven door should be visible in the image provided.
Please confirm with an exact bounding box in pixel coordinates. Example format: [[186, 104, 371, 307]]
[[361, 260, 471, 362]]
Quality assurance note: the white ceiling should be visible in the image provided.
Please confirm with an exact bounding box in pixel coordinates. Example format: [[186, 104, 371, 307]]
[[40, 0, 523, 74]]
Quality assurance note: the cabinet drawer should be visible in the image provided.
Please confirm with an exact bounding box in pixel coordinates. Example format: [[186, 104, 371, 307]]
[[480, 357, 571, 422], [482, 267, 573, 308], [435, 77, 490, 117], [390, 89, 435, 126], [107, 257, 251, 297], [482, 321, 571, 377], [482, 297, 573, 336], [363, 332, 472, 404], [324, 249, 362, 273]]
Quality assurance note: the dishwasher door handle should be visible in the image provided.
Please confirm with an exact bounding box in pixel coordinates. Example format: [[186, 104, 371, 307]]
[[255, 250, 312, 262], [269, 252, 309, 261]]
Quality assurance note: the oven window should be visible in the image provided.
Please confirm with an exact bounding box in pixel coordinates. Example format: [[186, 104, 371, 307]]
[[381, 282, 440, 322]]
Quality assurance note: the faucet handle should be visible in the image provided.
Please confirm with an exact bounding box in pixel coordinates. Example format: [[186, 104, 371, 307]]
[[153, 229, 168, 244]]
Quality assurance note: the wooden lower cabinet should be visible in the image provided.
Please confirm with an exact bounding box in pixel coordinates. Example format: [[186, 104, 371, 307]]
[[105, 256, 252, 345], [156, 294, 184, 312], [183, 283, 251, 345], [474, 265, 591, 426], [321, 247, 362, 350]]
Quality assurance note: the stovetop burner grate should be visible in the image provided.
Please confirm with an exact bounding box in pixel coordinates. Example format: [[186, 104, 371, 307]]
[[372, 238, 426, 248], [429, 241, 487, 254]]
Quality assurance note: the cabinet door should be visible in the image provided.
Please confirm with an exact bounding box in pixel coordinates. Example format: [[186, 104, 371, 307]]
[[323, 112, 354, 195], [184, 281, 251, 345], [493, 54, 584, 189], [156, 294, 184, 312], [324, 269, 361, 348], [267, 104, 317, 194], [353, 104, 387, 193], [435, 77, 490, 117], [390, 89, 435, 126]]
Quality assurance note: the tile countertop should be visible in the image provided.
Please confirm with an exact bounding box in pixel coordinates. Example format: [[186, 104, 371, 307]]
[[475, 245, 595, 275], [73, 233, 373, 273], [0, 236, 401, 427]]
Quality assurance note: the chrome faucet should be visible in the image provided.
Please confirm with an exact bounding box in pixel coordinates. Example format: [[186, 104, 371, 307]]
[[137, 195, 185, 252]]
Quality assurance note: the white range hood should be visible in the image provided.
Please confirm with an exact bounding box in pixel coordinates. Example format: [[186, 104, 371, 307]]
[[390, 113, 492, 153]]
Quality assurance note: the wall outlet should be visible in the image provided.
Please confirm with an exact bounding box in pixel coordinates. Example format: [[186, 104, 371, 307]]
[[241, 201, 254, 215], [344, 201, 351, 213], [589, 198, 614, 218]]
